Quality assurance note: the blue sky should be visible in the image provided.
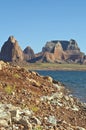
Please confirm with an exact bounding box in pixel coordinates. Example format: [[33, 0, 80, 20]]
[[0, 0, 86, 54]]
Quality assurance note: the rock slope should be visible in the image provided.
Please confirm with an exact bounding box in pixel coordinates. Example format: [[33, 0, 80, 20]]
[[0, 61, 86, 130]]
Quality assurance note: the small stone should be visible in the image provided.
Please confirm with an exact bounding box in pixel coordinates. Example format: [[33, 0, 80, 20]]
[[22, 109, 32, 116], [47, 116, 57, 125], [53, 83, 62, 91], [65, 95, 69, 101], [72, 105, 79, 111], [10, 109, 20, 118], [18, 118, 32, 130], [31, 116, 41, 125], [0, 61, 6, 70], [0, 120, 8, 127], [76, 126, 86, 130], [43, 76, 53, 83]]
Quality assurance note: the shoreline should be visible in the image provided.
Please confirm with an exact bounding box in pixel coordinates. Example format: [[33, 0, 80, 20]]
[[10, 62, 86, 71], [32, 68, 86, 71], [26, 63, 86, 71], [35, 69, 86, 103]]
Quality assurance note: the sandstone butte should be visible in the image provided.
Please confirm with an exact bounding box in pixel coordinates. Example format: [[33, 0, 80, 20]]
[[0, 61, 86, 130], [0, 36, 86, 64]]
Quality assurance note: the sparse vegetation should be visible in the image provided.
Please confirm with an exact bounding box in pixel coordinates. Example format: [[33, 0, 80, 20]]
[[33, 126, 42, 130], [4, 85, 15, 94], [13, 73, 20, 78], [23, 63, 86, 71], [30, 105, 39, 112]]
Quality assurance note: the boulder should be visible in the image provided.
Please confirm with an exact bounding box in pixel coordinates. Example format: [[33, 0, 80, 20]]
[[43, 76, 53, 83], [0, 60, 7, 70]]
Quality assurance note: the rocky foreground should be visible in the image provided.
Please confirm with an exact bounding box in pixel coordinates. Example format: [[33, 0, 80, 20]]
[[0, 61, 86, 130]]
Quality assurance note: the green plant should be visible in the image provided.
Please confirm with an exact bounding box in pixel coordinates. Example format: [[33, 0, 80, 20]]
[[21, 103, 27, 109], [33, 126, 42, 130], [30, 106, 39, 112], [13, 73, 20, 78], [5, 85, 15, 94]]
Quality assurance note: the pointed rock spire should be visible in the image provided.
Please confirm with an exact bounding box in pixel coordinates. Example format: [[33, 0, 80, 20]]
[[0, 36, 24, 62]]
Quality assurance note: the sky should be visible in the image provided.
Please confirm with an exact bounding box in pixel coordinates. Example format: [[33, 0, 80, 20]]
[[0, 0, 86, 54]]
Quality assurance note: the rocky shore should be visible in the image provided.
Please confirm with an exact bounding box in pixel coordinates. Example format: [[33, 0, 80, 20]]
[[0, 61, 86, 130]]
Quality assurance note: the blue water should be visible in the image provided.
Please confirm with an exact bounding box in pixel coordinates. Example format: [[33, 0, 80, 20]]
[[36, 70, 86, 103]]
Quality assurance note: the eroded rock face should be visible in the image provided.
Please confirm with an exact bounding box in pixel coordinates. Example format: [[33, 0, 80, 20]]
[[40, 39, 84, 63], [67, 39, 80, 50], [0, 36, 85, 64], [41, 43, 65, 62], [0, 36, 24, 62], [43, 39, 80, 52], [23, 46, 35, 61], [53, 42, 65, 60]]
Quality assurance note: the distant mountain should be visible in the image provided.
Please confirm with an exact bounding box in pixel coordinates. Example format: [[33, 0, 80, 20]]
[[0, 36, 35, 63], [0, 36, 86, 64], [29, 39, 86, 64]]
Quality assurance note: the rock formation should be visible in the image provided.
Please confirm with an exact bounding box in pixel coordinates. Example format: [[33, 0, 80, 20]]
[[31, 39, 85, 63], [23, 46, 35, 61], [0, 36, 85, 64], [0, 36, 24, 62]]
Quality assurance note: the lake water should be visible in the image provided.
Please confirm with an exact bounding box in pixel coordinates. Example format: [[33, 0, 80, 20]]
[[35, 70, 86, 103]]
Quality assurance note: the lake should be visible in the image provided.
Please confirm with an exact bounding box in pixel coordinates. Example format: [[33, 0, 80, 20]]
[[35, 70, 86, 103]]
